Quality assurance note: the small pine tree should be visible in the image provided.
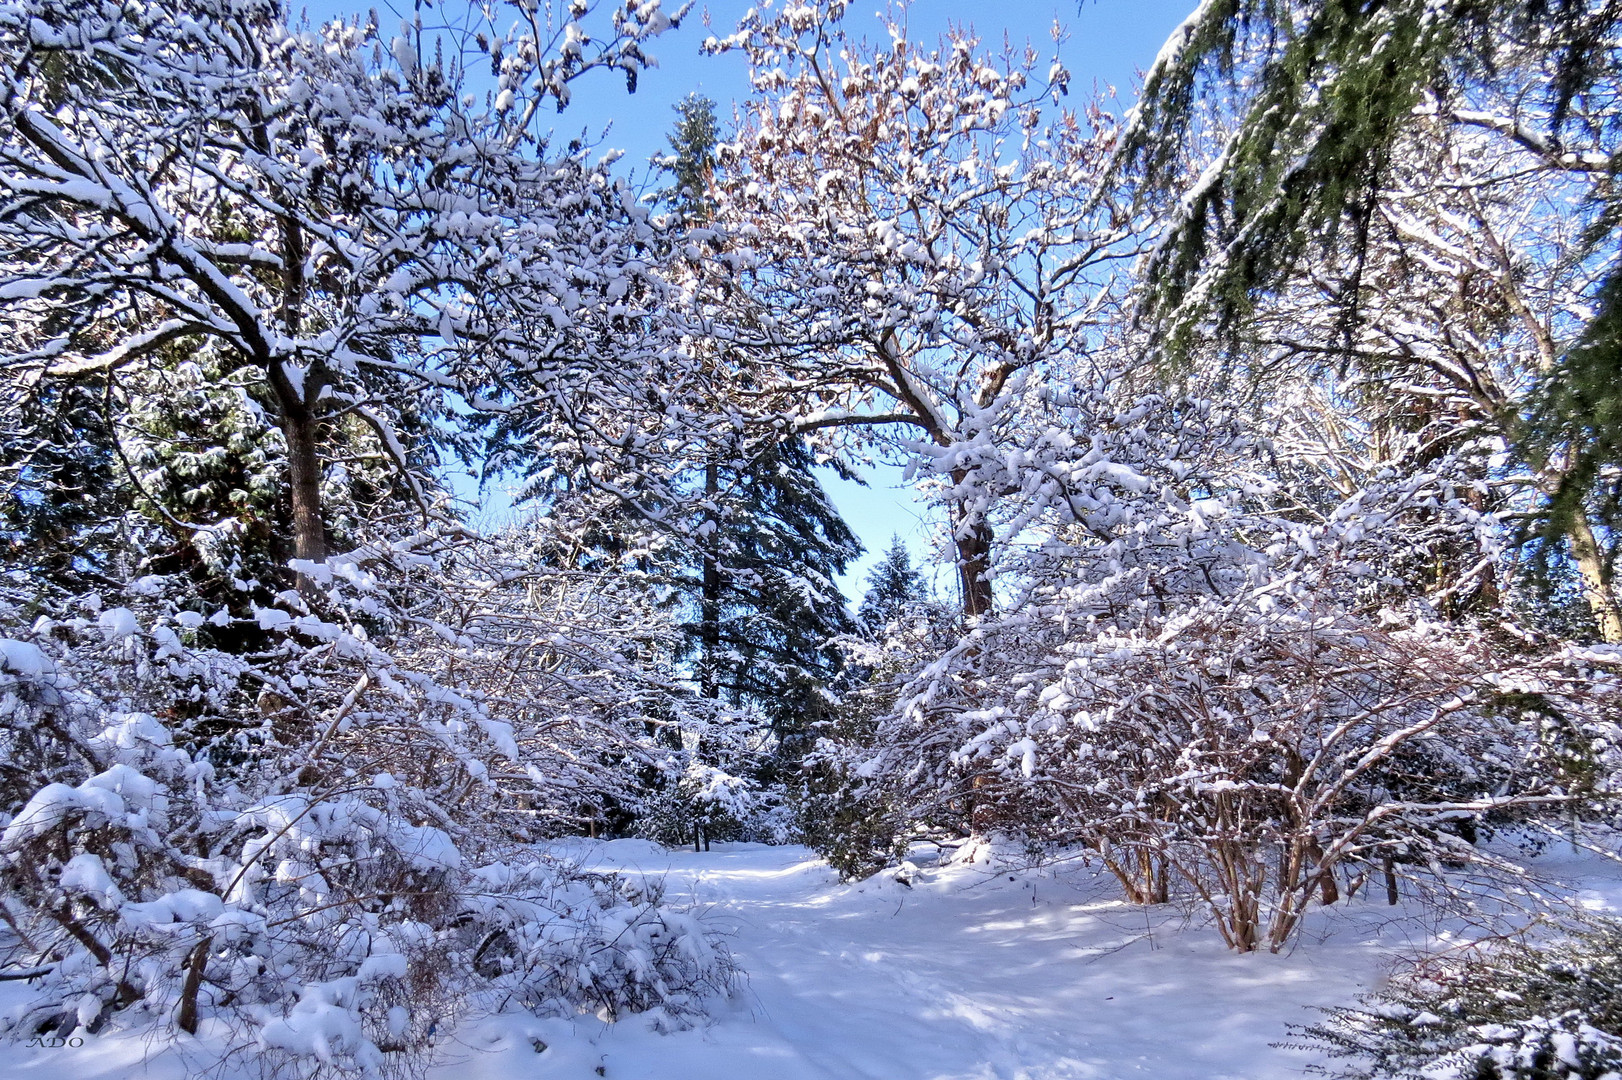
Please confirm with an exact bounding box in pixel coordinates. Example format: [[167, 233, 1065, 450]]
[[859, 534, 925, 631], [1290, 917, 1622, 1080]]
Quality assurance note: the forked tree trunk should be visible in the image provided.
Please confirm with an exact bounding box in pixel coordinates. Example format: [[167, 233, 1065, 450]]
[[873, 332, 999, 622]]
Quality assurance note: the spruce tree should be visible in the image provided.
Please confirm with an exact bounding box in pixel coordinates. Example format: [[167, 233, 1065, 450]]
[[859, 534, 925, 632], [654, 93, 720, 222], [0, 377, 121, 592], [649, 98, 867, 773], [1121, 0, 1622, 365], [680, 434, 863, 770]]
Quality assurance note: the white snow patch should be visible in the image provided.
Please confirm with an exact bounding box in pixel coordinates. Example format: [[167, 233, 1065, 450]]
[[0, 639, 52, 678], [97, 607, 140, 641]]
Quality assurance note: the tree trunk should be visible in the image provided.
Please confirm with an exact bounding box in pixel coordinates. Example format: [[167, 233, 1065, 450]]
[[700, 458, 722, 697], [1512, 265, 1622, 643], [949, 468, 995, 619], [268, 204, 325, 594], [1568, 515, 1622, 643], [283, 406, 326, 566], [176, 935, 213, 1035], [47, 906, 138, 1009], [955, 517, 994, 618], [871, 332, 998, 621], [265, 354, 327, 596]]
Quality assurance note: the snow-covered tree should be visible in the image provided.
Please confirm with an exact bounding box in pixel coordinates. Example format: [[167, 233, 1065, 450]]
[[0, 0, 749, 1070], [0, 0, 681, 588], [0, 524, 738, 1072], [859, 535, 926, 632], [817, 368, 1622, 947], [1118, 0, 1622, 638], [1216, 102, 1622, 642], [642, 93, 864, 737], [683, 437, 861, 755], [695, 0, 1132, 618], [653, 92, 720, 222]]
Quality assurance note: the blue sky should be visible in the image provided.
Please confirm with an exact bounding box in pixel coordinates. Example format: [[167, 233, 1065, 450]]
[[327, 0, 1198, 599], [547, 1, 1194, 192]]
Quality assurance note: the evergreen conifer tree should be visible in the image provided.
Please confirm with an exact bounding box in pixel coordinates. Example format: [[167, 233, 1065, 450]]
[[693, 436, 862, 766], [654, 93, 720, 222], [1120, 0, 1622, 365], [859, 534, 925, 632], [1118, 0, 1622, 638], [651, 95, 863, 766]]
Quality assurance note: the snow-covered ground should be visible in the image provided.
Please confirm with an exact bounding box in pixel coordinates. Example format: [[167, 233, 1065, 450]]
[[6, 838, 1621, 1080]]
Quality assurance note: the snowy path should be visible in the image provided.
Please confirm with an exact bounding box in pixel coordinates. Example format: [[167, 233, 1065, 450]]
[[435, 841, 1429, 1080]]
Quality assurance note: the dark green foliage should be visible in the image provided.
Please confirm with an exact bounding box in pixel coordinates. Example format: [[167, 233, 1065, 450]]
[[684, 436, 862, 767], [1507, 547, 1609, 641], [1119, 0, 1622, 603], [633, 770, 756, 848], [858, 534, 925, 632], [790, 601, 953, 878], [1524, 270, 1622, 574], [1289, 918, 1622, 1079], [118, 357, 289, 597], [1, 340, 445, 629], [653, 93, 719, 222], [1124, 0, 1622, 363], [792, 767, 907, 880], [0, 377, 122, 592], [1130, 0, 1428, 361]]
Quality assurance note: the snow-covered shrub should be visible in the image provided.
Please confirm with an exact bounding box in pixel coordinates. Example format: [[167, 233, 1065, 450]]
[[1293, 917, 1622, 1079], [962, 601, 1612, 951], [790, 770, 908, 881], [446, 862, 732, 1025], [0, 556, 735, 1077], [631, 728, 819, 848], [633, 756, 764, 849], [794, 609, 954, 879]]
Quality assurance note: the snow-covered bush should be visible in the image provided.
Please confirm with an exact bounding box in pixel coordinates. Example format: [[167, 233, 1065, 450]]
[[790, 771, 908, 881], [794, 604, 957, 879], [633, 756, 764, 850], [1294, 917, 1622, 1079], [628, 710, 829, 849], [0, 551, 735, 1077], [960, 600, 1613, 951]]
